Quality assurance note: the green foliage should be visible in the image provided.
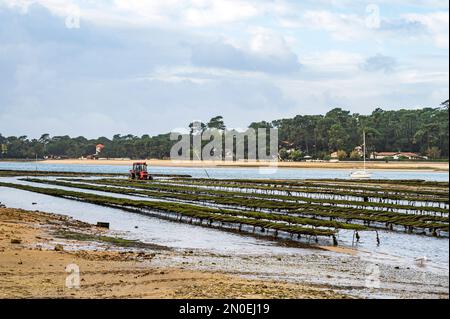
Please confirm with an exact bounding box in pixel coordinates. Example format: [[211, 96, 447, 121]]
[[350, 150, 361, 160], [289, 150, 303, 162], [189, 121, 206, 134], [0, 133, 176, 160], [275, 104, 448, 158], [54, 230, 164, 249], [0, 181, 337, 238], [2, 177, 448, 237], [337, 150, 348, 160], [329, 124, 350, 151], [1, 102, 448, 159], [426, 147, 442, 160], [207, 116, 226, 130], [279, 148, 289, 161]]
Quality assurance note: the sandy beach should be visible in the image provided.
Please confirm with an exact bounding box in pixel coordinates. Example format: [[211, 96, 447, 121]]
[[38, 159, 449, 171], [0, 204, 447, 299], [0, 207, 345, 299]]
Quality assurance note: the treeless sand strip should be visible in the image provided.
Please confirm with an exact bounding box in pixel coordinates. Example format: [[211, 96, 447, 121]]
[[0, 207, 347, 299]]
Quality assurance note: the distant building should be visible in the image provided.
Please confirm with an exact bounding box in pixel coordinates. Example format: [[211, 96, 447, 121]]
[[370, 152, 427, 160], [96, 144, 105, 155], [279, 141, 298, 155], [280, 140, 295, 148], [330, 151, 339, 159], [353, 145, 363, 157], [1, 143, 7, 154]]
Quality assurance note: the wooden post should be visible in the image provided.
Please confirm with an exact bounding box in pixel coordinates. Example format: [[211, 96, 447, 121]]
[[96, 222, 110, 229]]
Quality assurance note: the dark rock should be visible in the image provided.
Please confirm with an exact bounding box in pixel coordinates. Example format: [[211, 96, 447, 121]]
[[97, 222, 110, 229]]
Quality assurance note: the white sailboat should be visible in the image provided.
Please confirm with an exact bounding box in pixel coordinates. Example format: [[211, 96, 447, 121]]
[[351, 131, 372, 179]]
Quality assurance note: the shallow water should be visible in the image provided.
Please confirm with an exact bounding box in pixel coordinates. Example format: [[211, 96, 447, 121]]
[[0, 162, 448, 285], [1, 161, 449, 181], [0, 185, 304, 255], [0, 177, 448, 276]]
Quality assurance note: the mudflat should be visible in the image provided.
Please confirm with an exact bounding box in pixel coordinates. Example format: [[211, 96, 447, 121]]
[[0, 207, 345, 299]]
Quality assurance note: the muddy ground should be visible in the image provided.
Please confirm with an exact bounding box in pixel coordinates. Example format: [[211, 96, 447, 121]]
[[0, 207, 346, 299]]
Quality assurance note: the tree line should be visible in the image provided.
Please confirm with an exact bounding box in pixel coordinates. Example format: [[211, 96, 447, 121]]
[[1, 101, 448, 160]]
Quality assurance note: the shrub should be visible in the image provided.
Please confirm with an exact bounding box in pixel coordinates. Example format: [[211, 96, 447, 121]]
[[289, 150, 304, 162], [337, 150, 348, 160], [279, 148, 289, 161], [350, 150, 361, 160], [426, 147, 441, 160]]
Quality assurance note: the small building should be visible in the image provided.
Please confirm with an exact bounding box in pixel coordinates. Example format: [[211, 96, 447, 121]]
[[371, 152, 427, 160], [280, 141, 298, 155], [96, 144, 105, 155], [353, 145, 363, 157], [330, 151, 339, 159], [280, 140, 295, 148]]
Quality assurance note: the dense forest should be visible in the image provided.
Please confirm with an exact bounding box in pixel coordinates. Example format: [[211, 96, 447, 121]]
[[1, 101, 448, 160]]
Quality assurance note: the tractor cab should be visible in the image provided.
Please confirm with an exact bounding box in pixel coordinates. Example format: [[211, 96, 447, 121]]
[[129, 162, 152, 180]]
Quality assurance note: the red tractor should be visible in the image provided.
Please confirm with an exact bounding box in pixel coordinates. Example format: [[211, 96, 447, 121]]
[[129, 162, 152, 180]]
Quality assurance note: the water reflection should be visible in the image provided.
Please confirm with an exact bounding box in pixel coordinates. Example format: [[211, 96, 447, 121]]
[[1, 161, 448, 181]]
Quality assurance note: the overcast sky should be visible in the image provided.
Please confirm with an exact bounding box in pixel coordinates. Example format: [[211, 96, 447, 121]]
[[0, 0, 448, 138]]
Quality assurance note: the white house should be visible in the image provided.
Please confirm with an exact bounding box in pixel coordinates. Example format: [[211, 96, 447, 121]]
[[370, 152, 427, 160]]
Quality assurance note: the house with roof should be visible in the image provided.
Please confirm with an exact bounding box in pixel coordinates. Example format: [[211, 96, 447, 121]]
[[370, 152, 427, 160]]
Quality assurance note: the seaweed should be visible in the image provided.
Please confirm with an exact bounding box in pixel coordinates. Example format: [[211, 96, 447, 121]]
[[0, 182, 338, 238], [19, 178, 449, 233], [62, 178, 449, 215]]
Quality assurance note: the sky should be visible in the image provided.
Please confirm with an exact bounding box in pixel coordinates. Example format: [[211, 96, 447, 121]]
[[0, 0, 448, 138]]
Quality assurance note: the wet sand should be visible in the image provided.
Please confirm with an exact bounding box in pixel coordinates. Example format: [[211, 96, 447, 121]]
[[0, 207, 345, 299], [39, 159, 449, 171], [0, 207, 448, 299]]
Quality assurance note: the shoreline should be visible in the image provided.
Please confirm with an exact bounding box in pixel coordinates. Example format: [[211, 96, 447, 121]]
[[0, 204, 447, 299], [0, 207, 346, 299], [2, 159, 448, 172]]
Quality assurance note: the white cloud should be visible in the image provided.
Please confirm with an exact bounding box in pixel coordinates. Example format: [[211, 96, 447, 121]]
[[1, 0, 79, 16], [362, 54, 398, 73], [189, 30, 301, 74], [278, 7, 449, 50], [294, 10, 371, 41], [2, 0, 448, 50], [403, 12, 449, 48], [301, 50, 364, 73], [0, 0, 267, 28], [0, 0, 33, 12], [249, 27, 293, 59], [277, 66, 447, 115], [0, 0, 448, 137], [183, 0, 262, 27]]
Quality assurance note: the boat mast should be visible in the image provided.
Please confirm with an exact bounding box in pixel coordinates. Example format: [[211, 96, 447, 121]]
[[363, 130, 366, 172]]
